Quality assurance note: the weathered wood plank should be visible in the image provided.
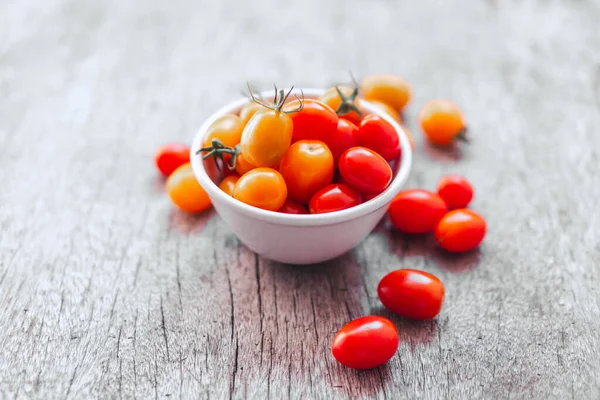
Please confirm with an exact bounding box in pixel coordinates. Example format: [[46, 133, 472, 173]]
[[1, 0, 600, 398]]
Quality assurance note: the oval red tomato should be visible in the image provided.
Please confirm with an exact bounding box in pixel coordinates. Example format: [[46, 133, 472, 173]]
[[355, 114, 401, 161], [434, 209, 486, 252], [278, 199, 308, 214], [286, 99, 338, 143], [154, 143, 190, 177], [338, 147, 392, 195], [309, 184, 362, 214], [332, 316, 399, 370], [437, 175, 474, 209], [377, 269, 445, 320], [323, 118, 357, 165], [389, 189, 448, 234]]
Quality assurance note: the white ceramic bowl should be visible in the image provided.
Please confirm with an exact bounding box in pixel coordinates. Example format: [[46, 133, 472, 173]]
[[190, 88, 412, 264]]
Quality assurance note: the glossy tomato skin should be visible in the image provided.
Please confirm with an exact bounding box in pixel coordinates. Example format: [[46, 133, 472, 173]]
[[332, 316, 399, 370], [235, 152, 256, 176], [389, 190, 448, 234], [309, 184, 362, 214], [361, 74, 412, 112], [279, 140, 334, 204], [203, 115, 244, 148], [338, 147, 392, 195], [239, 102, 263, 124], [166, 163, 211, 213], [285, 99, 338, 143], [377, 269, 445, 319], [419, 99, 466, 146], [240, 108, 292, 168], [437, 175, 473, 209], [356, 114, 401, 162], [278, 199, 308, 214], [435, 209, 486, 252], [218, 175, 240, 196], [234, 168, 287, 211], [326, 118, 357, 166], [155, 143, 191, 177], [318, 86, 362, 125]]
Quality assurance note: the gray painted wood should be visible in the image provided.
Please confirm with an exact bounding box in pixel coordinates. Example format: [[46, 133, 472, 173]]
[[1, 0, 600, 398]]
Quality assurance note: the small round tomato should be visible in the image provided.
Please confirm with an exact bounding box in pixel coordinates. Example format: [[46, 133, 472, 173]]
[[332, 316, 399, 370], [435, 209, 486, 252], [239, 102, 263, 124], [309, 184, 362, 214], [360, 74, 412, 112], [377, 269, 445, 320], [419, 99, 466, 146], [318, 86, 361, 125], [234, 152, 256, 176], [219, 175, 240, 196], [166, 163, 211, 213], [338, 147, 392, 195], [437, 175, 474, 209], [325, 118, 357, 165], [154, 143, 190, 177], [389, 190, 448, 234], [241, 106, 293, 168], [366, 100, 401, 123], [279, 140, 334, 204], [234, 168, 287, 211], [203, 115, 244, 148], [355, 114, 401, 161], [278, 199, 308, 214], [285, 99, 338, 143]]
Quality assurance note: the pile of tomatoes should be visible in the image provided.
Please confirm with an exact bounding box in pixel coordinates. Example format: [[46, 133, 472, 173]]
[[154, 73, 487, 370]]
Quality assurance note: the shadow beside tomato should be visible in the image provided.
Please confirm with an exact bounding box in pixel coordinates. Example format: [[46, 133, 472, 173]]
[[370, 305, 439, 349], [167, 207, 216, 235], [423, 140, 464, 163]]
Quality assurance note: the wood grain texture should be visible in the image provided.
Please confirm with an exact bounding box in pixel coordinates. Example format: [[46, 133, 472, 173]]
[[1, 0, 600, 398]]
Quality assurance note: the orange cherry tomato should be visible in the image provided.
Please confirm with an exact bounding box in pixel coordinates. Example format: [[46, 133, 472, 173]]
[[318, 86, 362, 125], [203, 115, 244, 148], [278, 199, 308, 214], [355, 114, 401, 161], [309, 184, 362, 214], [377, 269, 445, 320], [239, 102, 263, 124], [234, 168, 287, 211], [437, 174, 474, 209], [154, 143, 190, 177], [419, 99, 466, 146], [166, 163, 211, 213], [338, 147, 392, 195], [218, 175, 240, 196], [240, 108, 293, 168], [332, 316, 399, 370], [360, 74, 412, 112], [366, 100, 401, 123], [285, 99, 338, 143], [279, 140, 334, 204], [435, 209, 486, 252], [389, 189, 448, 234], [235, 152, 256, 176]]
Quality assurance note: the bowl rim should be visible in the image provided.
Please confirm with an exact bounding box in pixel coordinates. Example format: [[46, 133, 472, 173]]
[[190, 87, 413, 227]]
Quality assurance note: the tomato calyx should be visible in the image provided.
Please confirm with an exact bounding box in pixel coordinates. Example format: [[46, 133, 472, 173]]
[[247, 83, 304, 114], [334, 85, 362, 119], [455, 128, 469, 142], [197, 138, 238, 174]]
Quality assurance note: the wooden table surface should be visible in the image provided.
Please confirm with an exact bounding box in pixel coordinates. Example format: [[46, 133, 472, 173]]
[[2, 0, 600, 399]]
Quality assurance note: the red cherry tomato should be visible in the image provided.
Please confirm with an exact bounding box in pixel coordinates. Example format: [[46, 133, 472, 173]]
[[377, 269, 445, 320], [332, 316, 399, 370], [355, 114, 401, 162], [338, 147, 392, 195], [278, 199, 308, 214], [437, 175, 474, 209], [154, 143, 190, 177], [285, 99, 339, 143], [324, 118, 358, 165], [389, 189, 448, 234], [435, 209, 486, 252], [309, 184, 362, 214]]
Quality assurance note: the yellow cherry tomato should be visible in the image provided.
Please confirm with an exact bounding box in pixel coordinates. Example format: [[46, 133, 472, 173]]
[[418, 99, 466, 146], [239, 102, 263, 124], [240, 108, 293, 168], [219, 175, 240, 196], [361, 74, 412, 112], [234, 168, 287, 211], [203, 115, 244, 148], [235, 152, 256, 176], [166, 163, 211, 213]]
